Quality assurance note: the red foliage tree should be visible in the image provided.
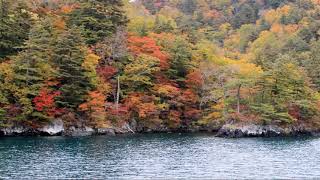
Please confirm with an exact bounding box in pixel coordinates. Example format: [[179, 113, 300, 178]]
[[97, 65, 118, 82], [178, 89, 199, 105], [33, 88, 63, 117], [168, 110, 181, 128], [105, 102, 130, 127], [128, 35, 169, 69], [184, 107, 201, 121], [185, 70, 204, 89]]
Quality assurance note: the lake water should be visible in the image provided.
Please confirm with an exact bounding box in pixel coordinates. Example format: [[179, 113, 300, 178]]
[[1, 133, 320, 179]]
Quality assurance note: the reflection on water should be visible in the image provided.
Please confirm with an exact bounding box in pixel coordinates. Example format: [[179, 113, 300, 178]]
[[0, 134, 320, 179]]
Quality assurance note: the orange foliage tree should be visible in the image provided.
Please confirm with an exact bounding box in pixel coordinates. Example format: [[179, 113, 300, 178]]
[[125, 93, 161, 128], [79, 91, 107, 127], [128, 35, 169, 69]]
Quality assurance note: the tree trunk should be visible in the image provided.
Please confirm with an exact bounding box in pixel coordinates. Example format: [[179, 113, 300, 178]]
[[237, 84, 242, 114], [116, 75, 120, 111], [223, 87, 227, 119]]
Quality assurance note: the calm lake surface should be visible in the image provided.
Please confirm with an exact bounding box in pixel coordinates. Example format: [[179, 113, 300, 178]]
[[1, 133, 320, 179]]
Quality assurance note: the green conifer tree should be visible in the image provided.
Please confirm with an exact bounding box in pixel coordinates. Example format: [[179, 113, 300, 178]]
[[0, 0, 31, 59], [67, 0, 128, 45], [53, 27, 92, 110]]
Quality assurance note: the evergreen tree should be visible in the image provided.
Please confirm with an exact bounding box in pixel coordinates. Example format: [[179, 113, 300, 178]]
[[259, 18, 270, 31], [139, 0, 161, 14], [53, 27, 92, 110], [67, 0, 128, 45], [11, 20, 55, 119], [252, 62, 316, 124], [0, 0, 32, 59], [13, 21, 55, 90], [179, 0, 197, 15], [232, 2, 259, 28], [238, 24, 259, 53], [154, 15, 175, 33], [167, 38, 193, 84], [305, 40, 320, 90]]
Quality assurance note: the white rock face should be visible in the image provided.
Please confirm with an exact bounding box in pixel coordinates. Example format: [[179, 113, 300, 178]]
[[39, 119, 64, 135], [2, 127, 27, 135], [241, 125, 283, 136], [217, 123, 286, 137], [84, 126, 94, 132]]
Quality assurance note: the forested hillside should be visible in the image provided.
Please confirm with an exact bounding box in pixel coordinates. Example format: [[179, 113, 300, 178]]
[[2, 0, 320, 133]]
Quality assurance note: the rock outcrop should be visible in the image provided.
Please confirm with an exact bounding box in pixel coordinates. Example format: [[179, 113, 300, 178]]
[[38, 119, 64, 136], [96, 128, 116, 136], [0, 126, 33, 136], [63, 126, 95, 136], [1, 118, 320, 138], [216, 123, 319, 138]]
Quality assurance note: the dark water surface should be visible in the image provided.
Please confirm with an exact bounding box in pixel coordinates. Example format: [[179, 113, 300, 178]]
[[1, 133, 320, 179]]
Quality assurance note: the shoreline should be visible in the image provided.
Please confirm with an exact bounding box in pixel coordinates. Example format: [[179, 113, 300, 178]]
[[1, 120, 320, 138]]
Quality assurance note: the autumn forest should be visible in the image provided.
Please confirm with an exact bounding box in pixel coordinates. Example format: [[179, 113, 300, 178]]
[[2, 0, 320, 134]]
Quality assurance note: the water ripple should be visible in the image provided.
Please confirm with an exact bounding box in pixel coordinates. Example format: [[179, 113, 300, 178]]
[[0, 134, 320, 179]]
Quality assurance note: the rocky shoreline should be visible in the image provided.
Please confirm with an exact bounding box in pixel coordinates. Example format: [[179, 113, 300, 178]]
[[216, 123, 320, 138], [1, 119, 320, 138], [0, 119, 118, 137]]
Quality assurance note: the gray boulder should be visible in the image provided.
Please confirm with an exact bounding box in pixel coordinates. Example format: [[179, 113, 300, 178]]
[[38, 119, 64, 136], [96, 128, 116, 136], [65, 126, 95, 136]]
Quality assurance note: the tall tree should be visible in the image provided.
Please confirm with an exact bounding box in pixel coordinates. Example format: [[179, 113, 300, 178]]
[[252, 62, 316, 124], [121, 54, 160, 92], [232, 2, 259, 28], [67, 0, 128, 45], [304, 40, 320, 90], [11, 20, 55, 119], [167, 37, 193, 84], [0, 0, 32, 59], [53, 27, 92, 110]]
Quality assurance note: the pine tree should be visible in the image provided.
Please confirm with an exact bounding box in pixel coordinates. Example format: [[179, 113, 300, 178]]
[[13, 21, 55, 91], [53, 27, 92, 110], [167, 38, 193, 84], [251, 62, 316, 124], [305, 40, 320, 90], [11, 20, 55, 119], [67, 0, 128, 45], [0, 0, 32, 59]]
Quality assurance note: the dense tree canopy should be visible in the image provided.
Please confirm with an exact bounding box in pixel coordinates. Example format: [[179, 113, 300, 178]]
[[1, 0, 320, 131]]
